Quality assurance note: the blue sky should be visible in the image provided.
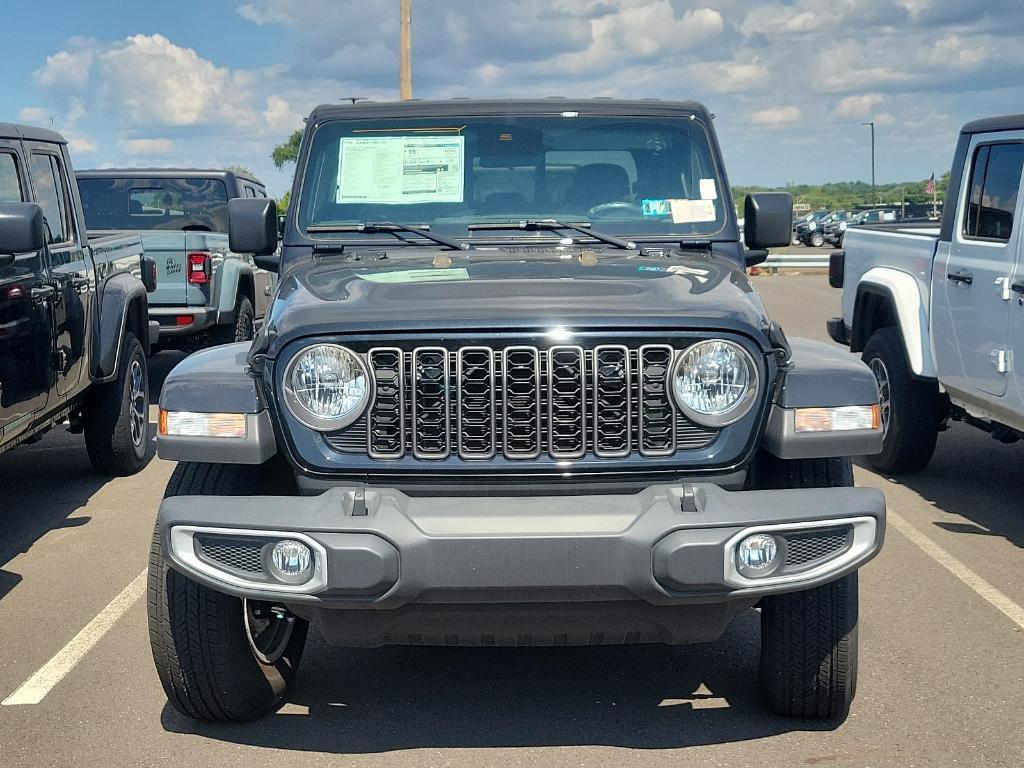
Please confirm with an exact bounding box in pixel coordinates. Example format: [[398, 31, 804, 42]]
[[5, 0, 1023, 197]]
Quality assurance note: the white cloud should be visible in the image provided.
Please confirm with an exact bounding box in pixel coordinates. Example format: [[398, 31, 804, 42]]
[[689, 59, 767, 93], [18, 106, 51, 124], [68, 137, 99, 154], [118, 138, 177, 156], [833, 93, 884, 119], [34, 48, 94, 87], [750, 105, 803, 128], [262, 95, 302, 133]]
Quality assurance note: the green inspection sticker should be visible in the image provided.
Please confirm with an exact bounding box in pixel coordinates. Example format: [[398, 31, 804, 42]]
[[357, 268, 470, 283]]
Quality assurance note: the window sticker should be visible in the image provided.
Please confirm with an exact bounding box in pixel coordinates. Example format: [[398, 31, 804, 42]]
[[337, 136, 465, 204], [641, 198, 671, 217], [699, 178, 718, 200], [670, 198, 717, 224]]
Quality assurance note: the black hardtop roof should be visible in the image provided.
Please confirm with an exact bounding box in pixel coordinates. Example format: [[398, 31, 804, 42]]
[[308, 98, 711, 125], [961, 114, 1024, 135], [76, 167, 265, 186], [0, 123, 67, 144]]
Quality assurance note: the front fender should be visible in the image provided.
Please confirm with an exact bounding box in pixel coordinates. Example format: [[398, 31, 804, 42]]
[[854, 267, 935, 378], [158, 342, 276, 464], [94, 273, 148, 381], [764, 337, 882, 460]]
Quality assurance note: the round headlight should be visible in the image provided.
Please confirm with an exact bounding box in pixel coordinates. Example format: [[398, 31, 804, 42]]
[[283, 344, 369, 430], [670, 340, 758, 427]]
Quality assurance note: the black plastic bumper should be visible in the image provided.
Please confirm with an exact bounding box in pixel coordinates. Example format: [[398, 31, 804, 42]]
[[158, 482, 885, 610]]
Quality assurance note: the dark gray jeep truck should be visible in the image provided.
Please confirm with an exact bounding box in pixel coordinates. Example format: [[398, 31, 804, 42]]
[[149, 99, 886, 723], [76, 169, 275, 350], [0, 124, 157, 474]]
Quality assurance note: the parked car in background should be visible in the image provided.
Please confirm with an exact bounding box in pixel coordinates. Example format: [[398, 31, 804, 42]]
[[822, 210, 858, 246], [793, 208, 830, 245], [149, 98, 885, 724], [76, 169, 274, 351], [0, 124, 157, 475], [828, 113, 1023, 473], [831, 209, 899, 248]]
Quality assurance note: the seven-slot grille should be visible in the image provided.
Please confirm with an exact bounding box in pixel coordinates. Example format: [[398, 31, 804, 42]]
[[339, 343, 719, 461]]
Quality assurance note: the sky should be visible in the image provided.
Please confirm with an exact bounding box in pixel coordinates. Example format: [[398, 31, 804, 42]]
[[4, 0, 1023, 198]]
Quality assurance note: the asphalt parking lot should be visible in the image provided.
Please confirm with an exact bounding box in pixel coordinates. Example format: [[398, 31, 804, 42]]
[[1, 275, 1022, 767]]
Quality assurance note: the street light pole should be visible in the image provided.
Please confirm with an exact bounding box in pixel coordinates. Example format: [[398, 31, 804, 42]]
[[861, 121, 875, 205], [400, 0, 412, 100]]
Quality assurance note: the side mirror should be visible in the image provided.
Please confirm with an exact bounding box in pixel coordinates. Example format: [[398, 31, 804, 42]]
[[744, 193, 794, 250], [228, 198, 280, 272], [140, 255, 158, 293], [0, 202, 46, 266]]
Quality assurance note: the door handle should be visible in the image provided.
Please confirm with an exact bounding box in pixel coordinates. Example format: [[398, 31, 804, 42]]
[[30, 285, 55, 303], [947, 270, 973, 285]]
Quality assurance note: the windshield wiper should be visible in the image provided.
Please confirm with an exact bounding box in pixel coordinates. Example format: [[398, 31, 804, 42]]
[[467, 219, 640, 252], [306, 222, 472, 251]]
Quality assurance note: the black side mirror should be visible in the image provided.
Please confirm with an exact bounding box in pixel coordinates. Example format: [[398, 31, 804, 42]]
[[140, 255, 158, 293], [0, 202, 46, 266], [228, 198, 280, 272], [744, 193, 794, 251]]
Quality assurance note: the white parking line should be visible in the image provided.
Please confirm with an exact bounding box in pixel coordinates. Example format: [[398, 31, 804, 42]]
[[2, 569, 147, 706], [888, 511, 1024, 631]]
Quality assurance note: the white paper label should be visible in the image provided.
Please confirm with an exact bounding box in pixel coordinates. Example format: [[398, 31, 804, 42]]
[[670, 198, 717, 224], [699, 178, 718, 200], [337, 136, 465, 204]]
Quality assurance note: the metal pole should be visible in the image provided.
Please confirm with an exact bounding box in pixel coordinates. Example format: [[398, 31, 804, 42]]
[[862, 121, 875, 205], [400, 0, 412, 100]]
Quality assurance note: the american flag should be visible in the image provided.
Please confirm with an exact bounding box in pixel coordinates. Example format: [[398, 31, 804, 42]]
[[925, 173, 936, 195]]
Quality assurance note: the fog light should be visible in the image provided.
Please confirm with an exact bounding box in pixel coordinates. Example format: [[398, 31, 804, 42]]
[[738, 534, 778, 572], [269, 540, 313, 582]]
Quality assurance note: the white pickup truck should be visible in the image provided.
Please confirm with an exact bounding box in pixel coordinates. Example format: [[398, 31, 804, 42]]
[[829, 113, 1024, 474]]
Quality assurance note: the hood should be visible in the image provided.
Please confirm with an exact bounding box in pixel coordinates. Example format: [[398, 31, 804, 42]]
[[258, 247, 772, 358]]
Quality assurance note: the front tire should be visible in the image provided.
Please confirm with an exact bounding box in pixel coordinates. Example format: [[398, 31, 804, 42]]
[[862, 327, 939, 474], [757, 456, 859, 720], [212, 295, 255, 346], [148, 462, 307, 722], [83, 332, 148, 476], [810, 232, 825, 248]]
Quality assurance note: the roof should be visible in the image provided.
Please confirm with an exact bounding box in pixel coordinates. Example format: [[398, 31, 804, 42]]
[[0, 123, 67, 144], [960, 114, 1024, 135], [308, 98, 711, 125], [75, 167, 265, 186]]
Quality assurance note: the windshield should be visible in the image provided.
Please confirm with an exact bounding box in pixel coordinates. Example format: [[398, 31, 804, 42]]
[[297, 114, 728, 242], [78, 177, 229, 232]]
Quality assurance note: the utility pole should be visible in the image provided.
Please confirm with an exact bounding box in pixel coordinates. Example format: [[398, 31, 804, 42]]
[[400, 0, 412, 100], [861, 121, 875, 205]]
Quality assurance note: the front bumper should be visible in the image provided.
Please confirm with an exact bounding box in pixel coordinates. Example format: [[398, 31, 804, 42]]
[[158, 482, 885, 610]]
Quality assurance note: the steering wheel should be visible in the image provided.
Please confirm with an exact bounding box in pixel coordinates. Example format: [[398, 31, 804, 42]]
[[587, 201, 644, 218]]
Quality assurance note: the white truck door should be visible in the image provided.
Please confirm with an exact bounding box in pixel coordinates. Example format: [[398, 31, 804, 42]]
[[937, 134, 1024, 397]]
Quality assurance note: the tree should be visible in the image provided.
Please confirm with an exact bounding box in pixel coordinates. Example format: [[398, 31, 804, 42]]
[[272, 130, 303, 170], [277, 191, 291, 214], [224, 164, 255, 176]]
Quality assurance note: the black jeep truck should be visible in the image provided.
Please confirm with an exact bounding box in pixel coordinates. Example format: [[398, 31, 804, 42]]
[[149, 99, 886, 723], [0, 124, 157, 475]]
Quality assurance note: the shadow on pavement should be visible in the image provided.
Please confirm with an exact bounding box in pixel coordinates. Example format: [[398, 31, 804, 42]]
[[870, 421, 1024, 549], [0, 351, 185, 601], [161, 610, 838, 752]]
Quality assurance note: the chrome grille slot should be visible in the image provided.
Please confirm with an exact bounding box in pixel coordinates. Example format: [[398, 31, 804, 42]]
[[502, 346, 542, 459], [638, 345, 677, 456], [457, 347, 496, 459], [367, 348, 405, 459], [547, 346, 586, 459], [412, 347, 451, 459], [593, 344, 631, 457]]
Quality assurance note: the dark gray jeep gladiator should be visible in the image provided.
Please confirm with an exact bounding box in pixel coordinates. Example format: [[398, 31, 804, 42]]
[[0, 123, 157, 475], [149, 99, 886, 723]]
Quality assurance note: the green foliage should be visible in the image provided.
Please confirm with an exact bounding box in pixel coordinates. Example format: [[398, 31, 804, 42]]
[[272, 130, 303, 170], [732, 172, 950, 213], [224, 164, 255, 176], [278, 191, 291, 214]]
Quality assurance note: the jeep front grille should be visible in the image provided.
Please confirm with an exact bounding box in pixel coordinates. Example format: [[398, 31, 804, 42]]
[[335, 343, 718, 461]]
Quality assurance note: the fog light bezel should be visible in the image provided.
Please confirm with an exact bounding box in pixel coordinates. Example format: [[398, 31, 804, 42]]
[[169, 526, 328, 595]]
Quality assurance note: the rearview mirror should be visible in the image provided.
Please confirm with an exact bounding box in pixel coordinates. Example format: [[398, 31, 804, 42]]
[[0, 202, 46, 265], [228, 198, 280, 272], [744, 193, 793, 250]]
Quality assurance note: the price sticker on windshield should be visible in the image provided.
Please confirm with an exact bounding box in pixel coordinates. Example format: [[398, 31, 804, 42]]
[[669, 199, 716, 224]]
